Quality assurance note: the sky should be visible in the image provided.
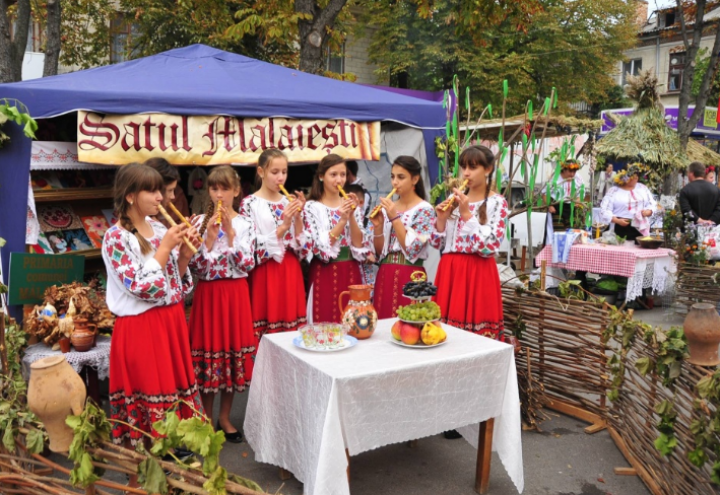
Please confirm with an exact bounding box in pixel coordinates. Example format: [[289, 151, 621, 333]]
[[649, 0, 677, 16]]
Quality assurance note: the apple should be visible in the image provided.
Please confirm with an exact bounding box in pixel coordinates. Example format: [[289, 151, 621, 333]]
[[391, 320, 403, 341], [400, 323, 421, 345]]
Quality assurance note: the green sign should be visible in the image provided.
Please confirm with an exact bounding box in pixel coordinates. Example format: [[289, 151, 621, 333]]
[[704, 108, 718, 129], [8, 253, 85, 305]]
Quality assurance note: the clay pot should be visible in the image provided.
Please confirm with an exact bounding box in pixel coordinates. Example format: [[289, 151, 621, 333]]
[[339, 285, 378, 340], [683, 302, 720, 366], [58, 337, 71, 354], [506, 336, 522, 354], [27, 355, 86, 452], [71, 318, 97, 352]]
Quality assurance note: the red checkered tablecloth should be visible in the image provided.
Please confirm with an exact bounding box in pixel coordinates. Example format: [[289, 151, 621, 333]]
[[535, 244, 675, 278]]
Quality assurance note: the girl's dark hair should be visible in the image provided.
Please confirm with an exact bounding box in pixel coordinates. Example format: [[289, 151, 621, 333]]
[[113, 163, 165, 255], [144, 157, 180, 185], [308, 154, 346, 201], [459, 145, 495, 225], [208, 165, 243, 211], [392, 155, 426, 200], [255, 148, 288, 188]]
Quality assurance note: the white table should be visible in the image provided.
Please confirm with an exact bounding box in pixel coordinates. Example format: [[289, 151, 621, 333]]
[[244, 320, 524, 495]]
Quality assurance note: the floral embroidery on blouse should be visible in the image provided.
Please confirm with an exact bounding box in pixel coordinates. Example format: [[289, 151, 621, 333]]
[[189, 215, 256, 280], [303, 201, 372, 263], [102, 220, 192, 305], [374, 201, 436, 263], [240, 195, 310, 265], [430, 195, 508, 257], [550, 176, 584, 202]]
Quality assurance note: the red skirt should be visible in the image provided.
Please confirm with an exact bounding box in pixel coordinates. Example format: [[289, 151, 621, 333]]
[[374, 263, 427, 319], [309, 259, 362, 323], [189, 278, 256, 394], [433, 253, 504, 340], [109, 303, 204, 446], [248, 252, 307, 339]]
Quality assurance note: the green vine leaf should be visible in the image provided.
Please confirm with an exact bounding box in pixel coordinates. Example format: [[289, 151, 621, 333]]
[[203, 466, 228, 495], [70, 452, 99, 487], [3, 425, 16, 453], [138, 456, 168, 494], [25, 428, 45, 454], [635, 357, 652, 376], [229, 473, 264, 492], [688, 447, 707, 467], [654, 432, 677, 456]]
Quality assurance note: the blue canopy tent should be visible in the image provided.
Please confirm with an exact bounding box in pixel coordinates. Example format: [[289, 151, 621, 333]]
[[0, 44, 445, 316]]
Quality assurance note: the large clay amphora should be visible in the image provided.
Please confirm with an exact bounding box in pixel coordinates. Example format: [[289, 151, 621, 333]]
[[27, 355, 86, 452], [683, 302, 720, 366], [339, 284, 378, 340]]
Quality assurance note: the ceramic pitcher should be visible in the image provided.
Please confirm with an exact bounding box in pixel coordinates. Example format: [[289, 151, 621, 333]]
[[338, 284, 378, 340], [684, 302, 720, 366], [71, 317, 97, 352], [27, 355, 86, 452]]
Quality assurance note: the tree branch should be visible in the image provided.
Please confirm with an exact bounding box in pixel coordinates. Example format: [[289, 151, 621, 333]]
[[43, 0, 62, 77]]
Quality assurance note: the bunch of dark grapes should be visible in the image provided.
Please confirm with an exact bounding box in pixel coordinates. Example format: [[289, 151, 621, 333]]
[[403, 281, 437, 298]]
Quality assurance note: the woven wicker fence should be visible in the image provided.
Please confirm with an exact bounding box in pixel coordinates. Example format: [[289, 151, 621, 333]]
[[675, 262, 720, 309], [504, 287, 719, 495]]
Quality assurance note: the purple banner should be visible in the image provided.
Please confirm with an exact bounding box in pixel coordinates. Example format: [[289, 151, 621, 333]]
[[601, 106, 720, 136]]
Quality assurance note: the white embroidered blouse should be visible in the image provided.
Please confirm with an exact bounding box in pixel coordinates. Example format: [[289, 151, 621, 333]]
[[373, 201, 436, 263], [599, 184, 657, 224], [239, 195, 309, 265], [302, 201, 372, 263], [102, 219, 193, 317], [430, 194, 509, 257], [189, 214, 256, 280]]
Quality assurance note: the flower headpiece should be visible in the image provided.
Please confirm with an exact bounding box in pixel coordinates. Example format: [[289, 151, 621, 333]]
[[561, 160, 581, 171], [613, 162, 649, 185]]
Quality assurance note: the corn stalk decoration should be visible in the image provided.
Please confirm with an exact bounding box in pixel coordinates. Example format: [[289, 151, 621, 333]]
[[432, 78, 596, 270]]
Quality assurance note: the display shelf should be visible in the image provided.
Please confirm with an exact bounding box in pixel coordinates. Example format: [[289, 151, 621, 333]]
[[33, 187, 114, 202]]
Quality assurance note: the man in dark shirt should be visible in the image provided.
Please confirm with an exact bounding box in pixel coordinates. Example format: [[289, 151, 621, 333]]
[[679, 161, 720, 225]]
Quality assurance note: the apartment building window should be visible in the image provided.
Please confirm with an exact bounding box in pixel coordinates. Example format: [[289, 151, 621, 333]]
[[668, 52, 686, 92], [11, 18, 43, 52], [622, 59, 642, 85], [110, 15, 140, 64], [326, 44, 345, 74]]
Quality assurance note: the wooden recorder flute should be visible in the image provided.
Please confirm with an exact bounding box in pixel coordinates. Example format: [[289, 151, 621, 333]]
[[167, 202, 194, 229], [442, 179, 469, 211], [216, 200, 222, 226], [279, 184, 301, 215], [369, 188, 397, 218], [157, 205, 198, 254], [337, 184, 356, 210]]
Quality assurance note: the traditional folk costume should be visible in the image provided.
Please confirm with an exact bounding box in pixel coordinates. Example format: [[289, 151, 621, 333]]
[[240, 195, 309, 338], [599, 183, 657, 241], [188, 215, 257, 394], [431, 196, 508, 340], [303, 201, 372, 323], [372, 201, 435, 319], [102, 219, 202, 445]]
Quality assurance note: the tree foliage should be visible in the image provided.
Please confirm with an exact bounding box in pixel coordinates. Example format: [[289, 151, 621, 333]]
[[363, 0, 637, 115]]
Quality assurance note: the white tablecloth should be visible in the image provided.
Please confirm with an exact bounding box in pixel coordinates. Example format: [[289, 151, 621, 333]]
[[244, 320, 524, 495], [22, 335, 111, 381]]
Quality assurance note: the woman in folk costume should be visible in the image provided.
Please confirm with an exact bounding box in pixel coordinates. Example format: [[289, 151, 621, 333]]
[[369, 156, 436, 319], [101, 164, 203, 487], [188, 166, 255, 443], [599, 163, 657, 241], [303, 154, 371, 322], [240, 148, 310, 338], [432, 145, 508, 340]]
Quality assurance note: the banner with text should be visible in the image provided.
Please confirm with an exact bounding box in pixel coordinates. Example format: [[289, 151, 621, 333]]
[[77, 111, 381, 165]]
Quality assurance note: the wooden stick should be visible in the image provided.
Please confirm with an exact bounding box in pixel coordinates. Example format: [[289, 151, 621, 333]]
[[157, 205, 197, 254], [442, 179, 469, 211], [166, 202, 193, 229], [475, 418, 495, 494], [370, 188, 397, 218]]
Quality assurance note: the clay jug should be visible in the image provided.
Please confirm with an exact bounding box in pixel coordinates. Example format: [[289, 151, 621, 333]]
[[27, 355, 86, 452], [339, 284, 378, 340], [683, 302, 720, 366], [71, 318, 97, 352]]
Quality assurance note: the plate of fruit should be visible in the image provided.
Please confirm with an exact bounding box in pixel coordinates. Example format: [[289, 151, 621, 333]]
[[402, 271, 438, 301], [396, 300, 442, 324], [391, 320, 447, 348]]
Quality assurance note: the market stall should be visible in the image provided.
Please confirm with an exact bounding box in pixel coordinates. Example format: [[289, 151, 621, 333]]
[[0, 44, 446, 319]]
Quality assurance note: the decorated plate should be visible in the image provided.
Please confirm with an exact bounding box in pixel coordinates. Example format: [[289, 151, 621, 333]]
[[403, 295, 433, 302], [292, 335, 358, 352], [398, 317, 441, 325], [390, 339, 447, 349]]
